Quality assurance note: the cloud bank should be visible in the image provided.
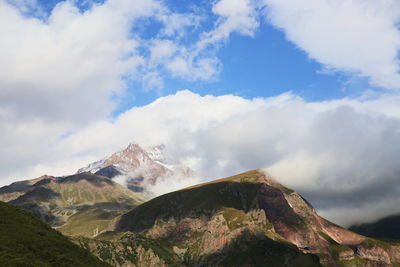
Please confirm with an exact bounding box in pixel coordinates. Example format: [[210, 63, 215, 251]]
[[4, 90, 399, 226]]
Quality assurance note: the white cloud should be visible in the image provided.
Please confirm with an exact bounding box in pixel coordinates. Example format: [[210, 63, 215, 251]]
[[263, 0, 400, 90], [153, 0, 260, 82], [196, 0, 259, 52], [149, 39, 178, 63], [159, 12, 200, 37], [4, 90, 400, 226], [0, 0, 162, 124]]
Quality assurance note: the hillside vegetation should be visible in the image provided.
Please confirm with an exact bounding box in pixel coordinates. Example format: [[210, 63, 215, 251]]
[[0, 201, 110, 267]]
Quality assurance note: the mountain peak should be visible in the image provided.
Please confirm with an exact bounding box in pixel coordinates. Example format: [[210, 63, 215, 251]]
[[77, 142, 195, 193], [182, 169, 284, 192]]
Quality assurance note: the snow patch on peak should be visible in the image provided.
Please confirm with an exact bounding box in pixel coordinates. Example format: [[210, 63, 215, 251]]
[[76, 159, 105, 174], [76, 143, 197, 195], [144, 144, 166, 162]]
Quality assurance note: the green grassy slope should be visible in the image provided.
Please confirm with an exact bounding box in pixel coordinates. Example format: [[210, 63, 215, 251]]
[[116, 170, 264, 232], [2, 173, 148, 237], [0, 201, 110, 267]]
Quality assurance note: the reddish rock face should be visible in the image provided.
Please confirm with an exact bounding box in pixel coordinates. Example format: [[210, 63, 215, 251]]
[[357, 245, 391, 264], [77, 143, 195, 193]]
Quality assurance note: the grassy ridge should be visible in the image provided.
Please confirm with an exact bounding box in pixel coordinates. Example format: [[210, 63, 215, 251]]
[[0, 201, 110, 267]]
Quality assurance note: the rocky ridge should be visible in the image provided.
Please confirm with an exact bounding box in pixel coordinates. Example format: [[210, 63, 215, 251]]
[[80, 169, 400, 267]]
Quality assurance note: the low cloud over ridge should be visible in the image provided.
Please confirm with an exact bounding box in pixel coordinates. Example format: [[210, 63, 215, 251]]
[[3, 90, 400, 226]]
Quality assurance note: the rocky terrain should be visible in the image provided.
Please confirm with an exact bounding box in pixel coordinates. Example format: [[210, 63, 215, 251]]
[[0, 172, 147, 237], [77, 143, 194, 193], [78, 170, 400, 267]]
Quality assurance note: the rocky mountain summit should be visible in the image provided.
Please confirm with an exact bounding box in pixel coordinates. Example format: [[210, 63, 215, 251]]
[[77, 143, 194, 192], [80, 170, 400, 267]]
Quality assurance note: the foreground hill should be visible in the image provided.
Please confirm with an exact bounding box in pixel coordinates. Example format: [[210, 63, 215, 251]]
[[350, 215, 400, 240], [0, 172, 147, 237], [80, 170, 400, 266], [0, 201, 110, 266]]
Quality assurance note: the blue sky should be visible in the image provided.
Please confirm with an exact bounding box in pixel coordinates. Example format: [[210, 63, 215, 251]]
[[112, 0, 381, 111]]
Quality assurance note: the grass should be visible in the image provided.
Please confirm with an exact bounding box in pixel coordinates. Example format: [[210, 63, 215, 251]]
[[327, 244, 352, 260], [222, 207, 248, 230], [319, 231, 338, 245], [76, 234, 181, 266], [57, 203, 133, 237], [360, 238, 392, 250], [0, 201, 110, 267], [116, 178, 263, 232], [199, 230, 322, 267]]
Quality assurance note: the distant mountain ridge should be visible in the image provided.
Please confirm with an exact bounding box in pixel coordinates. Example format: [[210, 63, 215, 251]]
[[0, 142, 194, 239], [0, 172, 147, 238], [77, 143, 195, 192], [350, 214, 400, 240]]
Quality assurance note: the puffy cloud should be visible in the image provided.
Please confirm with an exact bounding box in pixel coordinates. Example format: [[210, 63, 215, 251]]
[[196, 0, 259, 53], [263, 0, 400, 90], [4, 90, 400, 226], [159, 12, 200, 37], [156, 0, 260, 82], [0, 0, 161, 123]]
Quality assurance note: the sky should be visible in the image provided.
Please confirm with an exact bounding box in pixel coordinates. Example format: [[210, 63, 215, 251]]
[[2, 0, 400, 226]]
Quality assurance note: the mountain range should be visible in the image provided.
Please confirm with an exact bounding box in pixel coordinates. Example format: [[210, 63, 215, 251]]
[[84, 170, 400, 267], [350, 215, 400, 241], [0, 172, 146, 237], [1, 143, 399, 266]]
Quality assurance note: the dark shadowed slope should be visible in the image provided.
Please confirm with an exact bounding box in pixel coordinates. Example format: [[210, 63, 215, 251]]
[[350, 214, 400, 240], [0, 201, 110, 267]]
